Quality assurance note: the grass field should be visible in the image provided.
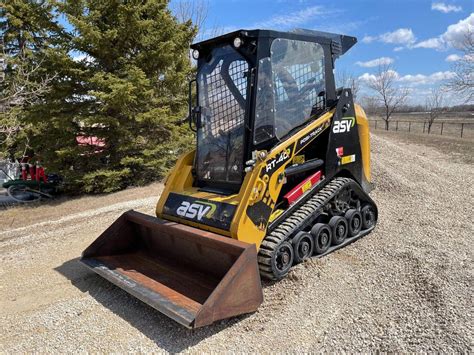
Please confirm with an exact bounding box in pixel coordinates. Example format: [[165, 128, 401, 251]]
[[369, 113, 474, 139]]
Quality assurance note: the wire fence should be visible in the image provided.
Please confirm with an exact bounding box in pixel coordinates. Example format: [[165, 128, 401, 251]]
[[370, 120, 474, 139]]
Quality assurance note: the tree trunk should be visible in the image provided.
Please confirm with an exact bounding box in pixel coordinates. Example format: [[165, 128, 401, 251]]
[[385, 106, 390, 131], [428, 119, 434, 134]]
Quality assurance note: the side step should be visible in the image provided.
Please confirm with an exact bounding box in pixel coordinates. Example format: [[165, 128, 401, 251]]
[[81, 211, 263, 328]]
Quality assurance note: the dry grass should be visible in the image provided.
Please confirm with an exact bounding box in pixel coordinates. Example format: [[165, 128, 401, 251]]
[[0, 182, 163, 230]]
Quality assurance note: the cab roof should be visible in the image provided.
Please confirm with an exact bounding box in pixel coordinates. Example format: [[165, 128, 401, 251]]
[[191, 28, 357, 57]]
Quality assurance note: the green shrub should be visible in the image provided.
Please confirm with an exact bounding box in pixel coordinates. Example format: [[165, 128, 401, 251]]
[[82, 168, 132, 194]]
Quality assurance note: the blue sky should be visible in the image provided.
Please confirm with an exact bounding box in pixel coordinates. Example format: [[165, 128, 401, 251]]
[[171, 0, 473, 104]]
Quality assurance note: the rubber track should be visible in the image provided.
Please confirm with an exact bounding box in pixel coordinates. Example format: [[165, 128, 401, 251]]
[[258, 177, 354, 280]]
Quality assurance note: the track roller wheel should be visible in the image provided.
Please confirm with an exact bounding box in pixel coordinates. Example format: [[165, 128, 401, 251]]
[[292, 231, 314, 263], [311, 223, 332, 255], [329, 216, 348, 245], [270, 241, 294, 279], [361, 204, 376, 230], [345, 209, 362, 237]]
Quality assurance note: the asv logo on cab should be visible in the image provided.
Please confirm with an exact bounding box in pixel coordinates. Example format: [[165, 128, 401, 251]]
[[333, 117, 355, 133], [176, 201, 215, 221]]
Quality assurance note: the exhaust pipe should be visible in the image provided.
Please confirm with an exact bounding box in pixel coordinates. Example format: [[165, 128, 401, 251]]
[[81, 210, 263, 328]]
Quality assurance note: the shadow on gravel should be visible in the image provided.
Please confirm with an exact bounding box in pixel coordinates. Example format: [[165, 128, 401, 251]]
[[55, 258, 251, 352]]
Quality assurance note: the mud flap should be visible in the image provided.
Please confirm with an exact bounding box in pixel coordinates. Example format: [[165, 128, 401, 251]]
[[81, 210, 263, 328]]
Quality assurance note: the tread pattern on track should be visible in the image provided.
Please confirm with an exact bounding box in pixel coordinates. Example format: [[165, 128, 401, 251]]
[[258, 177, 365, 280]]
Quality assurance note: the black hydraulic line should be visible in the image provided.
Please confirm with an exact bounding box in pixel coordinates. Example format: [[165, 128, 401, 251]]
[[284, 159, 324, 177]]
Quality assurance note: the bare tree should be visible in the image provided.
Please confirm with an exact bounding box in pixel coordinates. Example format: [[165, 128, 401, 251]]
[[0, 51, 55, 152], [446, 30, 474, 103], [1, 58, 54, 108], [173, 0, 209, 41], [359, 95, 381, 116], [337, 69, 360, 100], [365, 63, 409, 130], [425, 87, 445, 134]]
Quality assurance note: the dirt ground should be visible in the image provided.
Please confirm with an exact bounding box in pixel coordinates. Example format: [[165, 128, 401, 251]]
[[1, 131, 473, 352]]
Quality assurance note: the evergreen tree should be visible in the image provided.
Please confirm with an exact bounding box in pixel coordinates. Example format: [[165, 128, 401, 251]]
[[0, 0, 63, 159], [15, 0, 196, 193], [1, 0, 195, 192]]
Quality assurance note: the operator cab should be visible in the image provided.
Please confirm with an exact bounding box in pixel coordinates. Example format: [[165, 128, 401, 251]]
[[189, 29, 356, 192]]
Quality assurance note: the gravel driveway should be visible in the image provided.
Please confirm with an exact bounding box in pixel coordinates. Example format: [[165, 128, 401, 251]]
[[1, 132, 473, 352]]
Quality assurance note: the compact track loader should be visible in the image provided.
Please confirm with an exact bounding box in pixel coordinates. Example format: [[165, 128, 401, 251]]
[[82, 29, 378, 328]]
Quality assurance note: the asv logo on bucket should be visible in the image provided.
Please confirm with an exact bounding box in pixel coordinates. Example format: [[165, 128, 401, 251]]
[[333, 117, 355, 133], [176, 201, 216, 221]]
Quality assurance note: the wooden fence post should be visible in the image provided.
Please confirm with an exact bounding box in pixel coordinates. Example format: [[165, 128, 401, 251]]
[[461, 123, 464, 138], [408, 121, 411, 132], [396, 121, 399, 131], [441, 122, 444, 135], [423, 121, 426, 133], [375, 120, 377, 130]]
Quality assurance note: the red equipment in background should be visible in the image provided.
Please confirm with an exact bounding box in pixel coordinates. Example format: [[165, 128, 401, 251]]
[[29, 165, 36, 180], [21, 164, 28, 180], [21, 162, 47, 183], [36, 164, 47, 183]]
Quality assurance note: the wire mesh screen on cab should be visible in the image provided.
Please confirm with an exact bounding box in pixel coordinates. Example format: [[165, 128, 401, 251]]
[[196, 45, 249, 184], [200, 58, 248, 136]]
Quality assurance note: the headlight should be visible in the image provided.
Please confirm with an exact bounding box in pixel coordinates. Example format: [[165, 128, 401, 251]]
[[233, 37, 243, 48], [192, 49, 200, 60]]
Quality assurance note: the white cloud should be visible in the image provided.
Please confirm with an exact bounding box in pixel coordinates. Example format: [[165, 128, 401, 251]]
[[362, 28, 416, 45], [431, 2, 462, 13], [256, 6, 327, 28], [398, 71, 456, 85], [359, 70, 455, 86], [445, 54, 462, 61], [380, 28, 416, 44], [358, 70, 399, 83], [355, 57, 394, 67], [413, 37, 445, 50], [362, 35, 376, 44], [413, 13, 474, 51], [442, 13, 474, 49], [358, 73, 377, 82], [445, 53, 474, 62], [394, 46, 404, 52]]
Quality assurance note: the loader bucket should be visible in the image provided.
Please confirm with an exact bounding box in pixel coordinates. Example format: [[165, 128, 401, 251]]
[[80, 210, 263, 328]]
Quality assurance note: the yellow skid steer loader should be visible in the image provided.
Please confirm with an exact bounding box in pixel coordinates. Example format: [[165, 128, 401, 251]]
[[82, 29, 378, 328]]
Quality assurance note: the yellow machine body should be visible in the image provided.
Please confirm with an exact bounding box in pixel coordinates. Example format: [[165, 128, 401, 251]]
[[156, 105, 371, 249], [81, 29, 377, 329]]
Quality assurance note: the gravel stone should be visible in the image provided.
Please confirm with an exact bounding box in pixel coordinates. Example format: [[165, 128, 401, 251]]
[[0, 132, 473, 352]]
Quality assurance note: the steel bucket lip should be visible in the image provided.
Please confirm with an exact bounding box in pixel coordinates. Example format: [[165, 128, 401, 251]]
[[80, 210, 263, 329], [81, 257, 198, 328]]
